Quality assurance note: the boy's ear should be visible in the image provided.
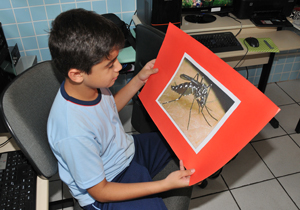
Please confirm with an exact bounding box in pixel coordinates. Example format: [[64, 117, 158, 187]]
[[68, 68, 84, 83]]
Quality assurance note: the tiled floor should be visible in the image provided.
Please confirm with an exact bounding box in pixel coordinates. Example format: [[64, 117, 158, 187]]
[[49, 79, 300, 210], [189, 79, 300, 210]]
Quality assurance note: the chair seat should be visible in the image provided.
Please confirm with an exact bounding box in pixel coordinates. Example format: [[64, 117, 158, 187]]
[[153, 159, 193, 210]]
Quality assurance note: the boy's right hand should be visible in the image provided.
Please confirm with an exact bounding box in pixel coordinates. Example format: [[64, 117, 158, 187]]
[[163, 160, 195, 189]]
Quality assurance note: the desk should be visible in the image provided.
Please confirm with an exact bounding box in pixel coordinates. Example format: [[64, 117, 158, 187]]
[[180, 14, 300, 68], [181, 14, 300, 96], [134, 14, 300, 69], [0, 134, 49, 210]]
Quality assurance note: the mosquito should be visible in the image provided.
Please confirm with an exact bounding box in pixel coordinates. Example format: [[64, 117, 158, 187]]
[[162, 73, 218, 130]]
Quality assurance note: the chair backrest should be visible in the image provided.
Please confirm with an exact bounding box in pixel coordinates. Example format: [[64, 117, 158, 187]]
[[0, 61, 64, 179], [133, 24, 165, 77], [131, 24, 165, 133]]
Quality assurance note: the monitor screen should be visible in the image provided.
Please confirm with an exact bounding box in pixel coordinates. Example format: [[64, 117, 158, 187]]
[[182, 0, 234, 23]]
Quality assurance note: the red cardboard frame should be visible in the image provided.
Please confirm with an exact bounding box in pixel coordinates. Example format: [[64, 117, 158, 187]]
[[139, 24, 280, 185]]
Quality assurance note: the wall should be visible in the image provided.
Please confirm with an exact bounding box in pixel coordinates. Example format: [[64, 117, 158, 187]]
[[0, 0, 135, 62], [0, 0, 299, 85]]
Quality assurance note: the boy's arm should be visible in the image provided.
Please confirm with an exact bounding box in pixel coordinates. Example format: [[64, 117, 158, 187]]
[[87, 160, 195, 203], [114, 60, 158, 112]]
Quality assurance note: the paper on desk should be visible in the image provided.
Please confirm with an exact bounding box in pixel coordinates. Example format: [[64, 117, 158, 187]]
[[139, 23, 280, 185]]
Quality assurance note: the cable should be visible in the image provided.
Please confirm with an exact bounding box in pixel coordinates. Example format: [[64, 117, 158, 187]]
[[227, 14, 243, 37], [244, 66, 249, 80], [236, 66, 249, 80], [227, 15, 250, 79], [224, 14, 250, 80], [127, 10, 137, 31], [0, 136, 12, 148], [234, 39, 249, 69]]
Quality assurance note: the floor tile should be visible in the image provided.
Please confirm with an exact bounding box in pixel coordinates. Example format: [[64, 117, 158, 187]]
[[252, 136, 300, 177], [191, 176, 228, 198], [252, 122, 286, 141], [276, 103, 300, 134], [47, 79, 300, 209], [277, 80, 300, 102], [119, 104, 136, 133], [63, 182, 73, 199], [231, 179, 298, 210], [221, 144, 274, 189], [63, 207, 74, 210], [49, 172, 60, 181], [49, 180, 63, 202], [278, 173, 300, 209], [290, 133, 300, 147], [264, 83, 294, 105], [189, 191, 239, 210]]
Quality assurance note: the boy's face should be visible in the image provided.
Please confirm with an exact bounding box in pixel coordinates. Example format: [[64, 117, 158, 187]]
[[82, 50, 122, 88]]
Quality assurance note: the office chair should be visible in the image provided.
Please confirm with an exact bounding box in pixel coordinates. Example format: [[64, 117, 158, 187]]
[[131, 24, 165, 133], [0, 61, 192, 210], [296, 119, 300, 133], [0, 61, 82, 210]]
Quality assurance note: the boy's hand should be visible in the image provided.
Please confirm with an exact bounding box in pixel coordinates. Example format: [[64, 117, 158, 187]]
[[136, 59, 158, 84], [114, 59, 158, 111], [163, 160, 195, 189], [87, 160, 194, 202]]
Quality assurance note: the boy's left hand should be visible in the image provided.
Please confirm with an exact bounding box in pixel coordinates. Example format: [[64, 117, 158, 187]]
[[136, 59, 158, 84]]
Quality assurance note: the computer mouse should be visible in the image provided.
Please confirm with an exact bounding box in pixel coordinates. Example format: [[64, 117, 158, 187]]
[[245, 37, 259, 48]]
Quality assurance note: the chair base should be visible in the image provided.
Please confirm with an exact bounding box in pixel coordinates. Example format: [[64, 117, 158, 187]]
[[153, 159, 193, 210], [49, 198, 74, 210], [296, 119, 300, 133]]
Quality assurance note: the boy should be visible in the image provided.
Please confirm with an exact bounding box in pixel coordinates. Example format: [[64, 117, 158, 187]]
[[47, 9, 195, 210]]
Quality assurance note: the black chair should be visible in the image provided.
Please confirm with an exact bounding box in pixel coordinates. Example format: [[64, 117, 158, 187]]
[[296, 119, 300, 133], [1, 60, 192, 210], [0, 61, 82, 210], [131, 24, 165, 133]]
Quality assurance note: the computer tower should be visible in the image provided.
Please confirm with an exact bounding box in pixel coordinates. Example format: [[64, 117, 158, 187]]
[[1, 22, 15, 133], [233, 0, 297, 19], [233, 0, 256, 19], [137, 0, 182, 32], [0, 23, 16, 76]]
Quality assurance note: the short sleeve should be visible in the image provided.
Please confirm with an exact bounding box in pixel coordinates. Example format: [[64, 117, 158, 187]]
[[56, 136, 105, 189]]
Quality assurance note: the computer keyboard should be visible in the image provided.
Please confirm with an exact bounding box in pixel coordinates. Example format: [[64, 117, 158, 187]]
[[191, 32, 243, 53], [0, 150, 36, 210]]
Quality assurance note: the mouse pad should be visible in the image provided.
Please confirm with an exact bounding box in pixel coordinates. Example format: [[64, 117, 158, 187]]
[[239, 38, 279, 53]]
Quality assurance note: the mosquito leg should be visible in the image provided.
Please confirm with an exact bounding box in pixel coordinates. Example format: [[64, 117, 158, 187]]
[[162, 94, 184, 104], [201, 109, 212, 127], [206, 106, 213, 111], [205, 105, 218, 121], [194, 73, 199, 81], [187, 98, 196, 130], [162, 85, 189, 105], [197, 99, 212, 127]]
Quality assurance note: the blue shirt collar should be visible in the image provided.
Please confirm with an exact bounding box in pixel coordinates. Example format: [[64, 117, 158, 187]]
[[60, 80, 101, 106]]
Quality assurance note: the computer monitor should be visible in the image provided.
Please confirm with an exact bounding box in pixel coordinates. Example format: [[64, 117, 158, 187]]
[[182, 0, 234, 23]]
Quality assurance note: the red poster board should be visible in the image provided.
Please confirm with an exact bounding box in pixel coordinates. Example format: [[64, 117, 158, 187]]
[[139, 23, 280, 185]]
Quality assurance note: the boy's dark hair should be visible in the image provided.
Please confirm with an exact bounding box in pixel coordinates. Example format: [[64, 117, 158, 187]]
[[49, 9, 125, 77]]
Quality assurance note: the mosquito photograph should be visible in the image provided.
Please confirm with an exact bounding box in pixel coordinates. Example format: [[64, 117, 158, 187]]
[[157, 53, 240, 153]]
